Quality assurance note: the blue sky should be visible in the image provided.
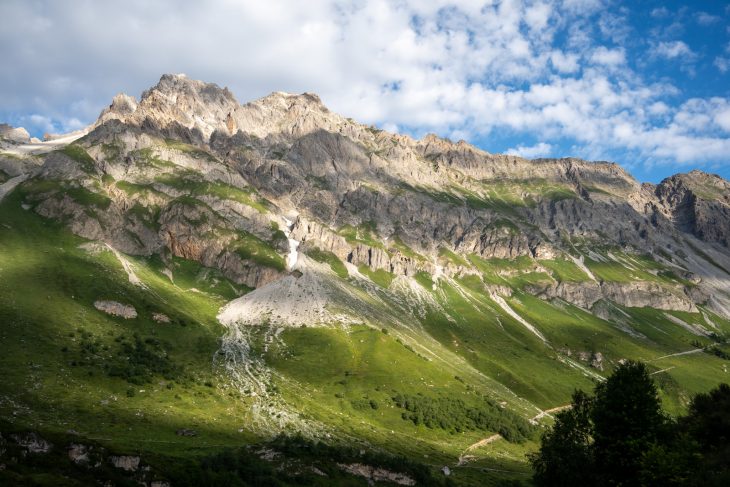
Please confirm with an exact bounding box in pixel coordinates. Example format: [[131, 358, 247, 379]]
[[1, 0, 729, 183]]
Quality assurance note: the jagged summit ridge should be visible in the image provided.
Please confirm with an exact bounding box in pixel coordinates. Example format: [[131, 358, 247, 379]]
[[93, 74, 711, 196], [96, 74, 336, 142], [91, 74, 651, 196]]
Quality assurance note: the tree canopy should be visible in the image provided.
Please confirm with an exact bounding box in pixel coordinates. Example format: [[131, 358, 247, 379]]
[[529, 361, 730, 487]]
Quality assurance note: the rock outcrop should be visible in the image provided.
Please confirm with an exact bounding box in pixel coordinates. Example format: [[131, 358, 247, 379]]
[[110, 455, 141, 471], [10, 432, 52, 453], [530, 280, 698, 312], [654, 170, 730, 247], [94, 300, 138, 319]]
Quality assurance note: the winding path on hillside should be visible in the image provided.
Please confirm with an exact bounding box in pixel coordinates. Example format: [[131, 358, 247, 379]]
[[651, 348, 705, 361], [457, 434, 502, 466], [530, 404, 572, 422]]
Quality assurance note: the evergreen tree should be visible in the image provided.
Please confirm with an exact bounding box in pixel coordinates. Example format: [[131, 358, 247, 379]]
[[681, 383, 730, 486], [591, 361, 664, 486], [529, 363, 730, 486], [529, 390, 594, 487]]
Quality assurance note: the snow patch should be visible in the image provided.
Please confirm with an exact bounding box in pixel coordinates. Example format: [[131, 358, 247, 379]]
[[701, 311, 719, 330], [3, 129, 88, 156], [587, 250, 608, 262], [283, 217, 300, 271]]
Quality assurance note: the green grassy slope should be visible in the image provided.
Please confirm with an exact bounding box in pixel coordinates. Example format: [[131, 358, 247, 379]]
[[0, 188, 260, 455], [2, 172, 730, 485]]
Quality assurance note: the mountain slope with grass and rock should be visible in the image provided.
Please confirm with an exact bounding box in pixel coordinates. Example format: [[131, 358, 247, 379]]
[[1, 74, 729, 486]]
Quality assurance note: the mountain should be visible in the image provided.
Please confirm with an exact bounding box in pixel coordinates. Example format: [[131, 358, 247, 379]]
[[1, 74, 729, 485]]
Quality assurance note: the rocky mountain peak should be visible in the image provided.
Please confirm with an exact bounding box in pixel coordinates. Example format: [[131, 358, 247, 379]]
[[141, 73, 237, 105], [99, 93, 138, 120], [93, 74, 241, 141], [92, 75, 343, 143], [417, 133, 489, 155], [657, 169, 730, 202], [652, 169, 730, 246], [252, 91, 327, 110], [83, 75, 725, 230]]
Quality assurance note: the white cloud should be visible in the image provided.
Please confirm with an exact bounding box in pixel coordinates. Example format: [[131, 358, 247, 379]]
[[524, 2, 552, 31], [561, 0, 604, 14], [715, 57, 730, 73], [652, 40, 695, 60], [648, 102, 670, 116], [696, 12, 721, 25], [0, 0, 727, 170], [714, 108, 730, 132], [27, 114, 56, 134], [550, 50, 580, 73], [506, 142, 553, 158], [598, 11, 631, 43], [589, 46, 625, 66]]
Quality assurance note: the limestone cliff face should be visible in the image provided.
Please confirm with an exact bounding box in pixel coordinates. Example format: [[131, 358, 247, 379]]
[[654, 170, 730, 248], [529, 280, 699, 313], [9, 74, 730, 316]]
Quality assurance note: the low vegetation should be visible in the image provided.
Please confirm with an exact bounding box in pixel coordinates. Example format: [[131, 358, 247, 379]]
[[305, 247, 348, 278], [338, 221, 384, 249], [235, 230, 286, 271], [392, 393, 535, 442], [60, 144, 96, 172], [358, 264, 395, 288]]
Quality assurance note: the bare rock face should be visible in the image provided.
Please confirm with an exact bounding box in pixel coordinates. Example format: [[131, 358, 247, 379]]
[[152, 313, 171, 323], [110, 455, 141, 471], [530, 280, 697, 312], [590, 352, 604, 370], [10, 432, 52, 453], [17, 73, 730, 322], [96, 73, 240, 142], [99, 93, 138, 120], [654, 170, 730, 247], [601, 281, 697, 312], [338, 463, 416, 486], [68, 444, 91, 465]]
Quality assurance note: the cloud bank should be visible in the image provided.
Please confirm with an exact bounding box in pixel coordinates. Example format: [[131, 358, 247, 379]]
[[0, 0, 728, 178]]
